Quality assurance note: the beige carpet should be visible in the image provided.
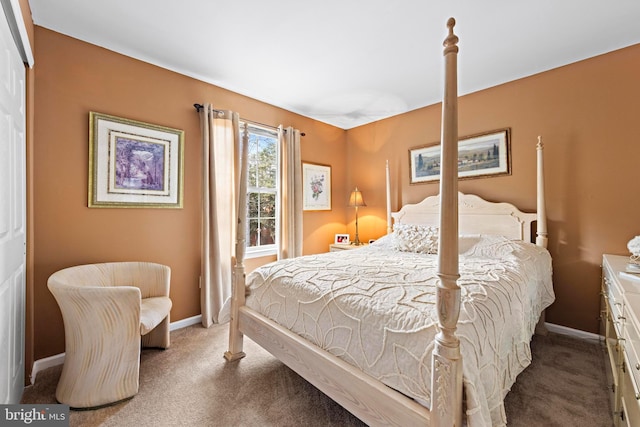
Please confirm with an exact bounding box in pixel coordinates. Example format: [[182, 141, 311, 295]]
[[21, 324, 612, 426]]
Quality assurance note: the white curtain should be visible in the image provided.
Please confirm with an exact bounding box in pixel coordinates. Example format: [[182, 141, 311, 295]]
[[199, 104, 247, 327], [277, 126, 303, 259]]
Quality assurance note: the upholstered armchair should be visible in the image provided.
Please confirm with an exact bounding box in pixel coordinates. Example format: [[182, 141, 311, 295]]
[[47, 262, 172, 409]]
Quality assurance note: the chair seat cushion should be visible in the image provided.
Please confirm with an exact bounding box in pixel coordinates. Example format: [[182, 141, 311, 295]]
[[140, 296, 172, 335]]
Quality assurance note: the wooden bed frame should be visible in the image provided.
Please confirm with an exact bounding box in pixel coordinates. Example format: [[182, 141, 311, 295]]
[[224, 18, 548, 427]]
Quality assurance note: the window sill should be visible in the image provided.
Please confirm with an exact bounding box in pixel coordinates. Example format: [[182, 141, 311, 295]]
[[245, 246, 277, 259]]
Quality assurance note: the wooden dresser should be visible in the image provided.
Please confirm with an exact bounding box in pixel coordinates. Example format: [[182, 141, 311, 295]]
[[602, 254, 640, 426]]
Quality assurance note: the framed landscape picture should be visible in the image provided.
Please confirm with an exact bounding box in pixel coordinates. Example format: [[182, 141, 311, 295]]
[[302, 162, 331, 211], [88, 112, 184, 208], [409, 128, 511, 184]]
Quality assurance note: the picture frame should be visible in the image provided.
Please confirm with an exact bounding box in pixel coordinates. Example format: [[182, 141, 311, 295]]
[[88, 112, 184, 208], [409, 128, 511, 184], [335, 234, 350, 244], [302, 162, 331, 211]]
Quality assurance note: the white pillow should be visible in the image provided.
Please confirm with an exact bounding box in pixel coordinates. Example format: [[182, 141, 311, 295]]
[[393, 224, 439, 254]]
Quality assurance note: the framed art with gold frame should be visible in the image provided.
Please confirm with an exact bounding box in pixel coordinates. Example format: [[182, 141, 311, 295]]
[[409, 128, 511, 184], [88, 112, 184, 208]]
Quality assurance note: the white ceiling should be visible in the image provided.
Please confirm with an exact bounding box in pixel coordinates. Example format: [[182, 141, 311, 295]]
[[27, 0, 640, 130]]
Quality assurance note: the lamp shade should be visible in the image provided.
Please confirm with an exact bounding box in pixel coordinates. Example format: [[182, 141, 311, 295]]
[[348, 187, 366, 207]]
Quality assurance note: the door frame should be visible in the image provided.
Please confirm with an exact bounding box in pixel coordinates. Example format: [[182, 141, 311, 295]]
[[1, 0, 33, 394], [0, 0, 34, 67]]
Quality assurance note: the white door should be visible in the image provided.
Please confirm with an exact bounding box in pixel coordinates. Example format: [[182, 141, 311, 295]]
[[0, 8, 27, 404]]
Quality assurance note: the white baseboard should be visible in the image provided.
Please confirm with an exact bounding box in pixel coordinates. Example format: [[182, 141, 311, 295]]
[[29, 317, 593, 385], [545, 322, 601, 341], [169, 314, 202, 331], [30, 314, 203, 385], [30, 352, 66, 385]]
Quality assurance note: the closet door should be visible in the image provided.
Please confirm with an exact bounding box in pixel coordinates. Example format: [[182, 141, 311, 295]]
[[0, 6, 27, 404]]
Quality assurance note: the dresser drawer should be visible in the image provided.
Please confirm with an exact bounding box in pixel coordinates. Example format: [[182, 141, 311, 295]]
[[624, 293, 640, 397], [621, 370, 640, 427], [623, 326, 640, 395], [605, 273, 626, 336]]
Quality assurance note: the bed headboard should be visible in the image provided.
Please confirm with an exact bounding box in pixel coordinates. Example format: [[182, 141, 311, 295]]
[[391, 192, 537, 242]]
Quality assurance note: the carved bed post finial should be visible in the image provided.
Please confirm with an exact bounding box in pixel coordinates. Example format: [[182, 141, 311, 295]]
[[432, 17, 463, 427], [444, 18, 459, 55]]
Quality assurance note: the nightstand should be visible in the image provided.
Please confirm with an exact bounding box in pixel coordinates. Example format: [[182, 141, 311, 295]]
[[329, 243, 368, 252]]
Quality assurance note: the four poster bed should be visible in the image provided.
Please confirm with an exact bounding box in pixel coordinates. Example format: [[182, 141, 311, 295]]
[[224, 18, 553, 427]]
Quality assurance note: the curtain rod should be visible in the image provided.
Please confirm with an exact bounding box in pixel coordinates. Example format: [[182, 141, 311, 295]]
[[193, 104, 305, 136]]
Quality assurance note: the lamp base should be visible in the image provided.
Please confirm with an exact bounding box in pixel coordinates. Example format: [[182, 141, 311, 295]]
[[352, 206, 363, 246]]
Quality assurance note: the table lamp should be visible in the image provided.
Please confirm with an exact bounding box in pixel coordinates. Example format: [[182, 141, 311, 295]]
[[348, 187, 366, 245]]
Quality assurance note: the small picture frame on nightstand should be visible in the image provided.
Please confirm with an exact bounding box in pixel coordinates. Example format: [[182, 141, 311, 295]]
[[335, 234, 350, 244]]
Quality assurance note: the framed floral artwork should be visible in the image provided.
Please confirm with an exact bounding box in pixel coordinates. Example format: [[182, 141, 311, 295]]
[[88, 112, 184, 208], [302, 162, 331, 211]]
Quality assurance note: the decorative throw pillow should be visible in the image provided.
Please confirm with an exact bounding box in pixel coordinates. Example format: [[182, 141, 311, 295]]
[[392, 224, 439, 254]]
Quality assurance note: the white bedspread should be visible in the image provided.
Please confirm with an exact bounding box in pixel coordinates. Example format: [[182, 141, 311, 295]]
[[245, 234, 554, 427]]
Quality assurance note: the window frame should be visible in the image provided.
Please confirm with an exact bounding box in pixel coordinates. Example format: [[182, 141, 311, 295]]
[[243, 122, 279, 259]]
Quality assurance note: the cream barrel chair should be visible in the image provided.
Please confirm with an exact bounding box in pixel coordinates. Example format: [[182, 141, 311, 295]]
[[47, 261, 172, 409]]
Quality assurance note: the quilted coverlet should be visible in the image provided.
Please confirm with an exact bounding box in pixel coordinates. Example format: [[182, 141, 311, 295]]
[[245, 234, 554, 426]]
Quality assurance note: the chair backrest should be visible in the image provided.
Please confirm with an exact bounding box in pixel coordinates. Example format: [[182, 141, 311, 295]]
[[48, 262, 171, 299]]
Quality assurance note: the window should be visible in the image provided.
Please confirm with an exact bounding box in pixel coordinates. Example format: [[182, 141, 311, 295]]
[[245, 123, 278, 258]]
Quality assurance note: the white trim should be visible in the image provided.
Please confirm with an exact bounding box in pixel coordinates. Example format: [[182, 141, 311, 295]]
[[30, 315, 203, 384], [29, 318, 594, 385], [245, 245, 277, 259], [0, 0, 34, 66], [29, 353, 65, 385], [169, 314, 202, 331], [545, 322, 601, 341]]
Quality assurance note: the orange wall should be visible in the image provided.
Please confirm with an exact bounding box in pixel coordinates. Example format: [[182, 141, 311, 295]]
[[29, 22, 640, 365], [31, 27, 348, 361], [347, 44, 640, 334]]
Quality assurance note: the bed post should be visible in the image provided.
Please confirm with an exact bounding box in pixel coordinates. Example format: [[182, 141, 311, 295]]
[[386, 160, 392, 234], [536, 136, 548, 249], [431, 18, 463, 427], [534, 136, 549, 336], [224, 124, 249, 361]]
